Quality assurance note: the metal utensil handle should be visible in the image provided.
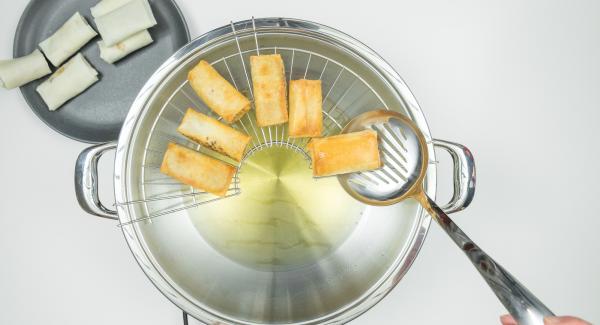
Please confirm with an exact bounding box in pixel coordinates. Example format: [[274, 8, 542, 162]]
[[418, 192, 554, 325], [432, 139, 476, 214], [75, 142, 118, 220]]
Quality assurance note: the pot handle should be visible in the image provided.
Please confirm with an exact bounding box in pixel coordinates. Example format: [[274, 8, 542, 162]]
[[75, 142, 118, 220], [432, 139, 476, 214]]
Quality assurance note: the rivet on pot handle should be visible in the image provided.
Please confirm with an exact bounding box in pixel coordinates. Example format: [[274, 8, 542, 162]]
[[432, 139, 476, 214], [75, 142, 118, 220]]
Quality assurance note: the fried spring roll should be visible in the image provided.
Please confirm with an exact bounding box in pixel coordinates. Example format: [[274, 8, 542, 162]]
[[178, 109, 251, 162], [250, 54, 288, 127], [39, 12, 98, 67], [308, 130, 382, 177], [160, 143, 236, 197], [188, 60, 251, 123], [288, 79, 323, 138]]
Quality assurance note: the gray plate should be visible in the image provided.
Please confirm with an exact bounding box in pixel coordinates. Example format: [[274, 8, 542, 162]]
[[14, 0, 190, 143]]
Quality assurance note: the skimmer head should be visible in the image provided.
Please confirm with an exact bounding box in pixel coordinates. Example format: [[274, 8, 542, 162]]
[[338, 111, 558, 325], [338, 110, 430, 205]]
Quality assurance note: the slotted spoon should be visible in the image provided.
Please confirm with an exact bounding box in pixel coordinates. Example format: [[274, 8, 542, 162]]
[[338, 110, 554, 325]]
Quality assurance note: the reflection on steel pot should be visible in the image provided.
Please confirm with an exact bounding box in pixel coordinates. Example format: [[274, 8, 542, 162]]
[[75, 18, 476, 324]]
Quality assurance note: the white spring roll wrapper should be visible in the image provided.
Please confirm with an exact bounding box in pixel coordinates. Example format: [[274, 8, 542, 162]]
[[94, 0, 157, 47], [0, 49, 51, 89], [98, 30, 153, 64], [91, 0, 131, 18], [39, 12, 98, 67], [36, 53, 99, 111]]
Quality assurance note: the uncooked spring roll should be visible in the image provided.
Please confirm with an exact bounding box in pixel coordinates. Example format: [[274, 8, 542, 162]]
[[250, 54, 288, 127], [160, 143, 236, 197], [288, 79, 323, 138], [39, 12, 98, 67], [94, 0, 157, 46], [188, 60, 251, 123], [91, 0, 131, 18], [0, 50, 51, 89], [36, 53, 99, 111], [98, 30, 153, 64], [178, 109, 251, 162], [308, 130, 382, 177]]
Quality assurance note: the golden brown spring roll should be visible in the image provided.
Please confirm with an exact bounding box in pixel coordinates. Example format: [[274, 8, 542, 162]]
[[160, 143, 236, 197], [177, 108, 251, 162], [188, 60, 251, 123], [288, 79, 323, 138], [250, 54, 288, 127], [308, 130, 382, 177]]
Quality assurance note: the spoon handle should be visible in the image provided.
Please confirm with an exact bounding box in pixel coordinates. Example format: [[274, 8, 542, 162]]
[[418, 192, 555, 325]]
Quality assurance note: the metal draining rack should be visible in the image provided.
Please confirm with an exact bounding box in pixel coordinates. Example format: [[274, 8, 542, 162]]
[[115, 18, 411, 227]]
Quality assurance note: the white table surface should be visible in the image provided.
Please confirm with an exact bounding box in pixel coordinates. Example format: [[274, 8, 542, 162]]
[[1, 1, 599, 324]]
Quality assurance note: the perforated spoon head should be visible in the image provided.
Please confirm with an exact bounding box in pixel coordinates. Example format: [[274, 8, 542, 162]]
[[338, 110, 430, 206], [339, 112, 558, 325]]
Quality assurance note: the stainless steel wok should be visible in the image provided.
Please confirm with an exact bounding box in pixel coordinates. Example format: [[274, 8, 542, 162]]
[[75, 18, 476, 324]]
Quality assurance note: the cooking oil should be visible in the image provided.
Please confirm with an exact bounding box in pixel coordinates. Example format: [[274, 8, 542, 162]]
[[189, 145, 365, 271]]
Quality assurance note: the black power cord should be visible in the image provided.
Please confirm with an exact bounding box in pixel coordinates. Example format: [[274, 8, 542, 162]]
[[182, 311, 189, 325]]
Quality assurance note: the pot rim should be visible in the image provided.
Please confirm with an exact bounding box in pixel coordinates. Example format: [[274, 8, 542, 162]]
[[114, 17, 436, 325]]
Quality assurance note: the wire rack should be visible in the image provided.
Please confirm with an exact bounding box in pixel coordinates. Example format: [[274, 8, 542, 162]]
[[116, 18, 393, 227]]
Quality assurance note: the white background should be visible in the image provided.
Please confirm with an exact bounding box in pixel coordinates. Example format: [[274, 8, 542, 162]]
[[1, 0, 599, 324]]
